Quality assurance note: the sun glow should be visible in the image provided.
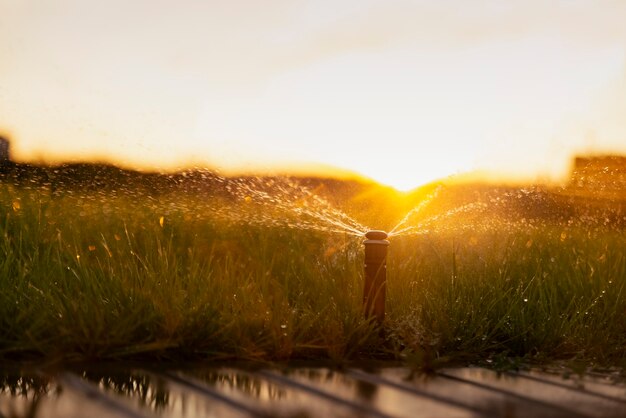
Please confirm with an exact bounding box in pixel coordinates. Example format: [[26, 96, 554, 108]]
[[2, 1, 626, 190]]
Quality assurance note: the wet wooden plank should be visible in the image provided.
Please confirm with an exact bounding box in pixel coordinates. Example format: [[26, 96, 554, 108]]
[[508, 369, 626, 402], [439, 368, 626, 418], [347, 368, 488, 417], [157, 370, 265, 417], [255, 369, 397, 418], [58, 372, 154, 418]]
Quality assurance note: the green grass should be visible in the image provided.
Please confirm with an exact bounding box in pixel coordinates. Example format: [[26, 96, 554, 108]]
[[1, 181, 625, 369], [388, 227, 626, 368]]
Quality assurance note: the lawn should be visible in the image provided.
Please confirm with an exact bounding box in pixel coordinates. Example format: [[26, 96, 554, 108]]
[[1, 167, 625, 370]]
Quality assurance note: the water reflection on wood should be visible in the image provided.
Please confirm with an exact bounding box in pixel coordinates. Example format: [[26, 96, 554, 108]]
[[2, 365, 626, 418]]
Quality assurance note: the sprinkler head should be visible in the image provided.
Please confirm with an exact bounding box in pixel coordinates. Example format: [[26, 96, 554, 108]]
[[363, 230, 389, 324], [365, 230, 388, 240]]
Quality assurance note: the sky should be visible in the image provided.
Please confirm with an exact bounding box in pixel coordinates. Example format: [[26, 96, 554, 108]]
[[1, 0, 626, 190]]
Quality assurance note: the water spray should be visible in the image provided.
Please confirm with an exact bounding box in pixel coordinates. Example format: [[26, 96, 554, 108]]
[[363, 230, 389, 323]]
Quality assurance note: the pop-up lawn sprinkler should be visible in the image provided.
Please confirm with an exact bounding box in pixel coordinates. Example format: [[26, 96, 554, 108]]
[[363, 230, 389, 324]]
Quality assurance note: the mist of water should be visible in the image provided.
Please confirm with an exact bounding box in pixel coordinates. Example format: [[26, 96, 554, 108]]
[[388, 186, 442, 236], [208, 178, 500, 240], [389, 202, 490, 237], [209, 176, 369, 236], [210, 178, 498, 241]]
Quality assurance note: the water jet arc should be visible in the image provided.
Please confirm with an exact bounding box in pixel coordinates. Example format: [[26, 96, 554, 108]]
[[363, 230, 389, 323]]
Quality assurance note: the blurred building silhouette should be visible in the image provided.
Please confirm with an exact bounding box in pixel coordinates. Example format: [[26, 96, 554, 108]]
[[569, 155, 626, 198], [0, 135, 10, 165]]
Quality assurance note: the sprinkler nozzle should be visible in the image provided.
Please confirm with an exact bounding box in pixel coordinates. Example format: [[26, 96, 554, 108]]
[[363, 230, 389, 324], [365, 230, 388, 240]]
